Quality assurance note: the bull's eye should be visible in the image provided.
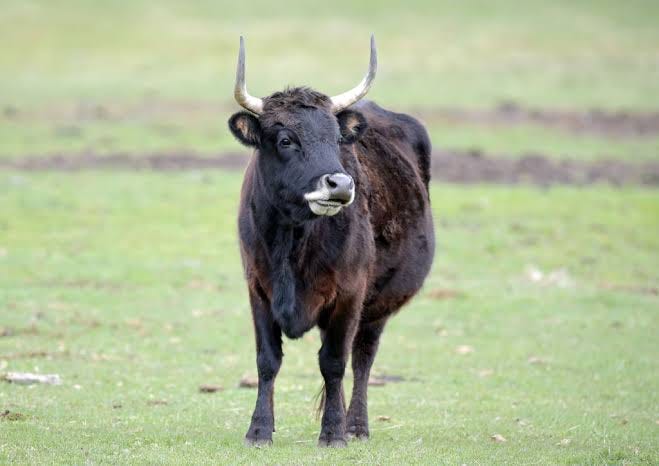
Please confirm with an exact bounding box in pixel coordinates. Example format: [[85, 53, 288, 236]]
[[279, 138, 291, 147]]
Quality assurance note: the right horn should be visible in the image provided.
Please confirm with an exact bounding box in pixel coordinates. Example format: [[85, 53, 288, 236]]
[[330, 35, 378, 113], [234, 36, 264, 115]]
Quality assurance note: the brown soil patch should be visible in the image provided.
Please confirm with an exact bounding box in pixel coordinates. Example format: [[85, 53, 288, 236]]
[[238, 374, 258, 388], [5, 100, 658, 137], [198, 384, 224, 393], [431, 149, 659, 186], [0, 152, 246, 172], [0, 410, 26, 421], [417, 102, 659, 138], [2, 150, 658, 187]]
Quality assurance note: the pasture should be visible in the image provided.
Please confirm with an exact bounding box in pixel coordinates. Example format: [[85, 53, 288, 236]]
[[1, 0, 658, 464]]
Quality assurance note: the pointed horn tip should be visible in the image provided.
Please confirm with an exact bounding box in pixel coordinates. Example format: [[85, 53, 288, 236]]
[[329, 35, 378, 112], [233, 35, 264, 114]]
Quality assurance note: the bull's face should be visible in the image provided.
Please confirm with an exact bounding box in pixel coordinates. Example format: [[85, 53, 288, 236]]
[[228, 35, 377, 224], [229, 98, 367, 222]]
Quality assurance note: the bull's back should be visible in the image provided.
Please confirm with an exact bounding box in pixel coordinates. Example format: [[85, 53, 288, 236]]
[[353, 101, 432, 247], [353, 101, 435, 320], [354, 100, 431, 189]]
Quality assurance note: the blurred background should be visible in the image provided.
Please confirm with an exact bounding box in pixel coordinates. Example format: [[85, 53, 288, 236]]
[[1, 1, 657, 463], [2, 0, 658, 159]]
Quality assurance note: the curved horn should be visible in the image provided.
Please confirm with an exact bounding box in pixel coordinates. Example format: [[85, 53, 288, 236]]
[[330, 35, 378, 113], [234, 36, 264, 115]]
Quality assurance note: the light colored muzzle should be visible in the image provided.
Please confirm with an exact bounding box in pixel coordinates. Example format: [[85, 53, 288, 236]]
[[304, 173, 355, 216]]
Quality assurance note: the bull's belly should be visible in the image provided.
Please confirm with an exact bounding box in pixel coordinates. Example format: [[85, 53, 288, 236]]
[[362, 213, 435, 323]]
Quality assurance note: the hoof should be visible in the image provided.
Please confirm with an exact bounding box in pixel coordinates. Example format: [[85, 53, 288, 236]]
[[346, 425, 369, 441], [317, 437, 347, 448], [244, 436, 273, 447], [346, 431, 369, 441], [318, 429, 347, 448]]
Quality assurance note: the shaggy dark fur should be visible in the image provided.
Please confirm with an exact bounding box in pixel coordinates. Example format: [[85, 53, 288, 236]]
[[229, 87, 434, 447]]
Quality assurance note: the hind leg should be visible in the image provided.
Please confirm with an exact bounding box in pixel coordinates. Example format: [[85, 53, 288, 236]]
[[317, 292, 363, 447], [346, 318, 386, 440], [345, 258, 428, 439]]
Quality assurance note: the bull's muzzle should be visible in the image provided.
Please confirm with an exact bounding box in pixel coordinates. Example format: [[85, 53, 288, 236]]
[[304, 173, 355, 216]]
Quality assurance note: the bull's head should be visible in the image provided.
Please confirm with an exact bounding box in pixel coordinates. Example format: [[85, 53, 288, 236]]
[[228, 36, 377, 223]]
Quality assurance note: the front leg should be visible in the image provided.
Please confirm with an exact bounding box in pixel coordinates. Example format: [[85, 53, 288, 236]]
[[245, 286, 283, 446], [317, 293, 362, 447]]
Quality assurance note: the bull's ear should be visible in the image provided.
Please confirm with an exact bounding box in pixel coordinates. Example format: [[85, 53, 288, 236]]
[[228, 111, 261, 147], [337, 110, 367, 144]]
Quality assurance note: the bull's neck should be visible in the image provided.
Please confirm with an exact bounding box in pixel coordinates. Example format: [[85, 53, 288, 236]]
[[251, 171, 317, 261], [251, 193, 333, 339], [253, 203, 320, 271]]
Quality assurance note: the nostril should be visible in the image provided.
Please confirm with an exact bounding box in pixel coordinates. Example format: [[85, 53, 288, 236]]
[[326, 177, 338, 189]]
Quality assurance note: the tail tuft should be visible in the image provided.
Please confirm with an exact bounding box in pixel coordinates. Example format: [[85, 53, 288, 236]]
[[313, 382, 326, 420], [312, 382, 346, 419]]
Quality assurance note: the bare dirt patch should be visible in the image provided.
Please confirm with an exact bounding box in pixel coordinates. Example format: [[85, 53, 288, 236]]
[[6, 100, 659, 137], [430, 149, 659, 186], [2, 150, 658, 187], [0, 152, 246, 172], [1, 410, 26, 421], [238, 374, 258, 388], [198, 384, 223, 393], [417, 102, 659, 138]]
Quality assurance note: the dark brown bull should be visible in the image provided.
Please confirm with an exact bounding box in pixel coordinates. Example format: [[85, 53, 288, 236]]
[[228, 36, 434, 447]]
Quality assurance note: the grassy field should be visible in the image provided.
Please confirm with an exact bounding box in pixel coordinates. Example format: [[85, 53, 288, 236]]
[[1, 0, 658, 464], [1, 174, 658, 464]]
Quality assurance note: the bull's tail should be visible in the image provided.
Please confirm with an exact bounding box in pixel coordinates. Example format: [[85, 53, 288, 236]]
[[313, 382, 326, 420], [312, 382, 346, 420]]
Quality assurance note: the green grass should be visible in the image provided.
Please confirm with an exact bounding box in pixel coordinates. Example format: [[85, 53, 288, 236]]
[[2, 0, 658, 108], [1, 172, 657, 464], [0, 118, 237, 157], [430, 124, 659, 162], [1, 0, 658, 160]]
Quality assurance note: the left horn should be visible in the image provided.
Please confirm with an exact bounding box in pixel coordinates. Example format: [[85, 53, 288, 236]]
[[234, 36, 264, 115], [330, 35, 378, 113]]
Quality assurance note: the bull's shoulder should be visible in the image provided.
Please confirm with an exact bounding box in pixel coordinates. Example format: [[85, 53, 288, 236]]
[[353, 100, 431, 187]]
